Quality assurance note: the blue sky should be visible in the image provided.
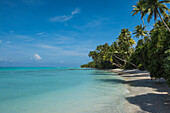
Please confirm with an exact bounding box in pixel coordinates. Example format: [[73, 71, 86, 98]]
[[0, 0, 169, 67]]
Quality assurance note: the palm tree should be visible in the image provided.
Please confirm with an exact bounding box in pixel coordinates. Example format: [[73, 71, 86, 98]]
[[132, 0, 150, 36], [116, 29, 137, 67], [118, 28, 134, 49], [120, 28, 131, 36], [133, 24, 147, 41], [133, 24, 147, 70], [88, 51, 98, 60], [144, 0, 170, 32]]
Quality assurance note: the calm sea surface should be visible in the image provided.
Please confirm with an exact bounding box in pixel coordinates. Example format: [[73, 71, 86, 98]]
[[0, 67, 128, 113]]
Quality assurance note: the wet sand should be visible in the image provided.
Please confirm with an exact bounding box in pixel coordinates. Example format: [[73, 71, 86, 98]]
[[108, 69, 170, 113]]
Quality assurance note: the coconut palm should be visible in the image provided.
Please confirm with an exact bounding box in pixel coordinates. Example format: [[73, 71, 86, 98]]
[[133, 24, 147, 40], [118, 28, 135, 48], [132, 0, 150, 36], [116, 29, 137, 66], [144, 0, 170, 32]]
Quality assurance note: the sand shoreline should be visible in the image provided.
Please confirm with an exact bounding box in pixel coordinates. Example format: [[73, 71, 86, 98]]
[[107, 69, 170, 113]]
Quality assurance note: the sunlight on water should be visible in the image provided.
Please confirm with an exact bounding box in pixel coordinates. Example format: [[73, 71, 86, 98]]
[[0, 67, 128, 113]]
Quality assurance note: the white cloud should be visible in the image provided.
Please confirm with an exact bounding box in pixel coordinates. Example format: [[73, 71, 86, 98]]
[[0, 57, 14, 63], [39, 44, 61, 50], [38, 44, 88, 56], [36, 32, 47, 36], [36, 32, 44, 35], [34, 53, 42, 60], [50, 8, 80, 22], [1, 34, 35, 42], [50, 15, 73, 22], [73, 18, 108, 30], [71, 8, 80, 15]]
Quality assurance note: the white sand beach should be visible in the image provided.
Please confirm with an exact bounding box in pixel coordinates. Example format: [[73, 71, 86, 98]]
[[108, 69, 170, 113]]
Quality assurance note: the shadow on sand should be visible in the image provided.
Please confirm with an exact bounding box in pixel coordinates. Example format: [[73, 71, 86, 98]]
[[97, 74, 170, 113], [126, 93, 170, 113]]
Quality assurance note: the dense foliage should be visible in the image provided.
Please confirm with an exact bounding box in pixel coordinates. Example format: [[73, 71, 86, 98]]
[[147, 19, 170, 82], [81, 0, 170, 86]]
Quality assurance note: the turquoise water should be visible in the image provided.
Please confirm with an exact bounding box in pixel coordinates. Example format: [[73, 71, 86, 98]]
[[0, 67, 128, 113]]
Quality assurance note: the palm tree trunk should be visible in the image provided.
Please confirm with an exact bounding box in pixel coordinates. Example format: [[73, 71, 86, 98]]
[[142, 18, 148, 33], [157, 10, 170, 32], [113, 54, 139, 69], [108, 60, 123, 68], [141, 12, 151, 39], [112, 56, 123, 67]]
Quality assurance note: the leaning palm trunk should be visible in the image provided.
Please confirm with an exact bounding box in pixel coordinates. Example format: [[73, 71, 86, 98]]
[[157, 10, 170, 32], [108, 60, 123, 68], [113, 54, 139, 69], [142, 17, 151, 39], [141, 12, 151, 39], [112, 56, 124, 67]]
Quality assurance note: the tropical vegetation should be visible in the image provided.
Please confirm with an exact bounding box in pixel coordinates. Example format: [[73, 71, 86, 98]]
[[81, 0, 170, 86]]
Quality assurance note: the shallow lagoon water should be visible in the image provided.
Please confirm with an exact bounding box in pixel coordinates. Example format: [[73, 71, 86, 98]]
[[0, 67, 128, 113]]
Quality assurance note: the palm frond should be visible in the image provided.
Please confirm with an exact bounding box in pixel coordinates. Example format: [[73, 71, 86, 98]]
[[159, 7, 169, 17], [159, 0, 170, 3], [132, 11, 139, 16], [147, 10, 154, 22]]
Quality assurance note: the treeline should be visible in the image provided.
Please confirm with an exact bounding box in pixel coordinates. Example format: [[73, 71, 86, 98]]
[[81, 0, 170, 86]]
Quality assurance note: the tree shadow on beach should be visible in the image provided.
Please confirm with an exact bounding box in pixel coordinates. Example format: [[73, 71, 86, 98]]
[[126, 93, 170, 113], [97, 79, 129, 84], [97, 74, 170, 113], [98, 75, 170, 93], [122, 74, 149, 77]]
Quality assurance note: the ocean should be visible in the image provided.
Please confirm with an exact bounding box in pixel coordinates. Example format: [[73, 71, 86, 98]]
[[0, 67, 128, 113]]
